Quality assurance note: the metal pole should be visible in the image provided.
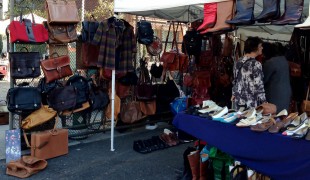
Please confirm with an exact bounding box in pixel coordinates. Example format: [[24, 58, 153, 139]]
[[81, 0, 85, 21], [8, 0, 14, 130]]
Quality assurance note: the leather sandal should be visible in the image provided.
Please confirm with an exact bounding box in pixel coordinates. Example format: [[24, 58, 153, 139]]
[[250, 118, 276, 132], [269, 112, 298, 133]]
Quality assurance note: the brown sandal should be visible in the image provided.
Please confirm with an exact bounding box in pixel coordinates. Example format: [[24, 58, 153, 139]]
[[251, 118, 276, 132]]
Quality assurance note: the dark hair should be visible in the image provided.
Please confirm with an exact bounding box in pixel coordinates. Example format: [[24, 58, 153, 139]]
[[244, 37, 263, 54], [262, 42, 275, 60], [273, 42, 285, 56]]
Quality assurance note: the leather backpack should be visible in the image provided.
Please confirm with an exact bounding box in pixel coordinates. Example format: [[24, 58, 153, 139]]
[[137, 19, 154, 45], [66, 75, 90, 109]]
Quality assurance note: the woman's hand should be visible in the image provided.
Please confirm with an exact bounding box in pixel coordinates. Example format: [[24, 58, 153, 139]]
[[231, 95, 235, 101]]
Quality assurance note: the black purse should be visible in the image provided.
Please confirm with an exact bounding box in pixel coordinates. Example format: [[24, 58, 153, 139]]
[[6, 87, 41, 114], [81, 15, 99, 42], [9, 47, 41, 79], [47, 85, 77, 112]]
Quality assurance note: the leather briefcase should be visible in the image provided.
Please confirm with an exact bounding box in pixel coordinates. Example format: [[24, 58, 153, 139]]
[[31, 129, 68, 160], [45, 0, 80, 24], [40, 53, 73, 83]]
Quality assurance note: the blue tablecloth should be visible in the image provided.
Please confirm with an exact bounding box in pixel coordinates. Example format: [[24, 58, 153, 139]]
[[173, 113, 310, 180]]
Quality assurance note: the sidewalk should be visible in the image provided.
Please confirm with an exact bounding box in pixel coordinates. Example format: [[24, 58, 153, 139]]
[[0, 124, 190, 180]]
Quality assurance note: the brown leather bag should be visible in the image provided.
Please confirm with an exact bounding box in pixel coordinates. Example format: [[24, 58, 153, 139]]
[[288, 61, 301, 77], [256, 103, 277, 115], [40, 53, 73, 83], [139, 100, 156, 115], [30, 129, 68, 160], [160, 22, 189, 72], [45, 22, 77, 44], [301, 84, 310, 115], [45, 0, 80, 24], [21, 105, 57, 130], [120, 100, 144, 124], [82, 42, 99, 67]]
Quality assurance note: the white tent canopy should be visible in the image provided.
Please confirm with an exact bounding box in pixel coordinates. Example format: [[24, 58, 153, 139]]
[[114, 0, 309, 40]]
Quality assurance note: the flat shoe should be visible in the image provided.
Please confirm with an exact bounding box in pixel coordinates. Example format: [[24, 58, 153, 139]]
[[250, 118, 276, 132]]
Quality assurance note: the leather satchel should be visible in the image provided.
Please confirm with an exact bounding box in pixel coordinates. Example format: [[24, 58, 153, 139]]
[[7, 87, 41, 114], [121, 100, 144, 124], [288, 61, 301, 77], [8, 14, 48, 43], [47, 85, 77, 112], [45, 0, 80, 24], [40, 53, 73, 83], [22, 105, 57, 130], [301, 85, 310, 115], [82, 42, 99, 67], [9, 48, 41, 79], [44, 21, 77, 44], [256, 103, 277, 115], [30, 128, 68, 160], [139, 100, 156, 115]]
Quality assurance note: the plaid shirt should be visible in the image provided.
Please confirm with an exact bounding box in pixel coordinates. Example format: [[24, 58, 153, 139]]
[[92, 17, 136, 72]]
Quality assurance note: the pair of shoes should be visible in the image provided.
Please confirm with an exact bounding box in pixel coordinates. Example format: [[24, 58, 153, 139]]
[[198, 104, 222, 114], [159, 132, 179, 147], [6, 156, 47, 178], [133, 140, 150, 154], [145, 123, 158, 130], [211, 106, 228, 119], [250, 117, 276, 132]]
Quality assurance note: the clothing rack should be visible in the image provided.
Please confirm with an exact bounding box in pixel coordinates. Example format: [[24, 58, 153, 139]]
[[259, 37, 289, 43]]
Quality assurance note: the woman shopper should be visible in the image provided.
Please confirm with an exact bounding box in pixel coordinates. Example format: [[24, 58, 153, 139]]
[[231, 36, 266, 109], [263, 42, 291, 113]]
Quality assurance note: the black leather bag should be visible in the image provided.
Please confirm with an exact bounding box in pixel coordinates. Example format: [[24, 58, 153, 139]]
[[7, 87, 41, 114], [118, 71, 138, 86], [81, 19, 99, 42], [9, 48, 41, 79], [66, 75, 90, 109], [47, 86, 77, 112], [137, 19, 154, 45], [89, 85, 109, 111], [37, 77, 62, 105]]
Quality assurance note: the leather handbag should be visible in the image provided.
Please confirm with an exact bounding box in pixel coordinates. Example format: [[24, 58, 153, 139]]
[[105, 89, 121, 121], [30, 128, 68, 160], [136, 65, 156, 100], [9, 47, 41, 79], [120, 98, 144, 124], [21, 105, 57, 130], [47, 85, 77, 112], [40, 53, 73, 83], [45, 0, 80, 24], [8, 13, 48, 43], [44, 21, 78, 44], [288, 61, 301, 77], [160, 22, 189, 72], [139, 100, 156, 115], [146, 36, 162, 56], [150, 62, 163, 79], [82, 42, 99, 67], [6, 87, 41, 114]]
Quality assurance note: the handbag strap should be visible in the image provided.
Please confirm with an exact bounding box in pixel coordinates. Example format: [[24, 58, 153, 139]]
[[163, 22, 172, 53]]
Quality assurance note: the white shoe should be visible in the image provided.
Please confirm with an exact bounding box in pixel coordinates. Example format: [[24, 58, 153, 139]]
[[145, 123, 158, 130], [221, 112, 238, 123], [202, 100, 216, 108], [198, 104, 221, 114], [236, 117, 257, 127], [241, 108, 256, 118], [212, 106, 228, 118], [276, 109, 288, 117]]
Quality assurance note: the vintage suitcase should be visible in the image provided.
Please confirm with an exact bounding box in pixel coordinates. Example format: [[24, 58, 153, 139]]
[[31, 129, 68, 160]]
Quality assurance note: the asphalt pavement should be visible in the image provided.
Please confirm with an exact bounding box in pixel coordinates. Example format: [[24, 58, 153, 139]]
[[0, 124, 191, 180]]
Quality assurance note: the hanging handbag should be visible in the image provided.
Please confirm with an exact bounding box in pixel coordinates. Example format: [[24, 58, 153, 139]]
[[21, 105, 57, 130], [8, 13, 48, 43], [288, 61, 301, 77], [150, 61, 163, 79], [160, 22, 189, 72], [89, 82, 109, 111], [147, 36, 162, 56], [105, 89, 121, 121], [6, 87, 41, 114], [9, 47, 41, 79], [81, 15, 99, 42], [40, 53, 73, 83], [120, 95, 144, 124], [137, 18, 154, 45], [47, 85, 77, 112], [45, 0, 80, 24], [44, 21, 78, 44], [136, 61, 156, 100]]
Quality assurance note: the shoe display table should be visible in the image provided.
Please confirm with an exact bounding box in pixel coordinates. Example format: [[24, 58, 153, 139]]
[[173, 113, 310, 180]]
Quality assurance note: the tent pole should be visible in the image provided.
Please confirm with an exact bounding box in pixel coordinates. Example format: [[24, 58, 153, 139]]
[[110, 69, 115, 151]]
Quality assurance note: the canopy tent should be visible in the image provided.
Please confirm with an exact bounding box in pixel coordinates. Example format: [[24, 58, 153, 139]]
[[111, 0, 308, 150], [114, 0, 309, 40]]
